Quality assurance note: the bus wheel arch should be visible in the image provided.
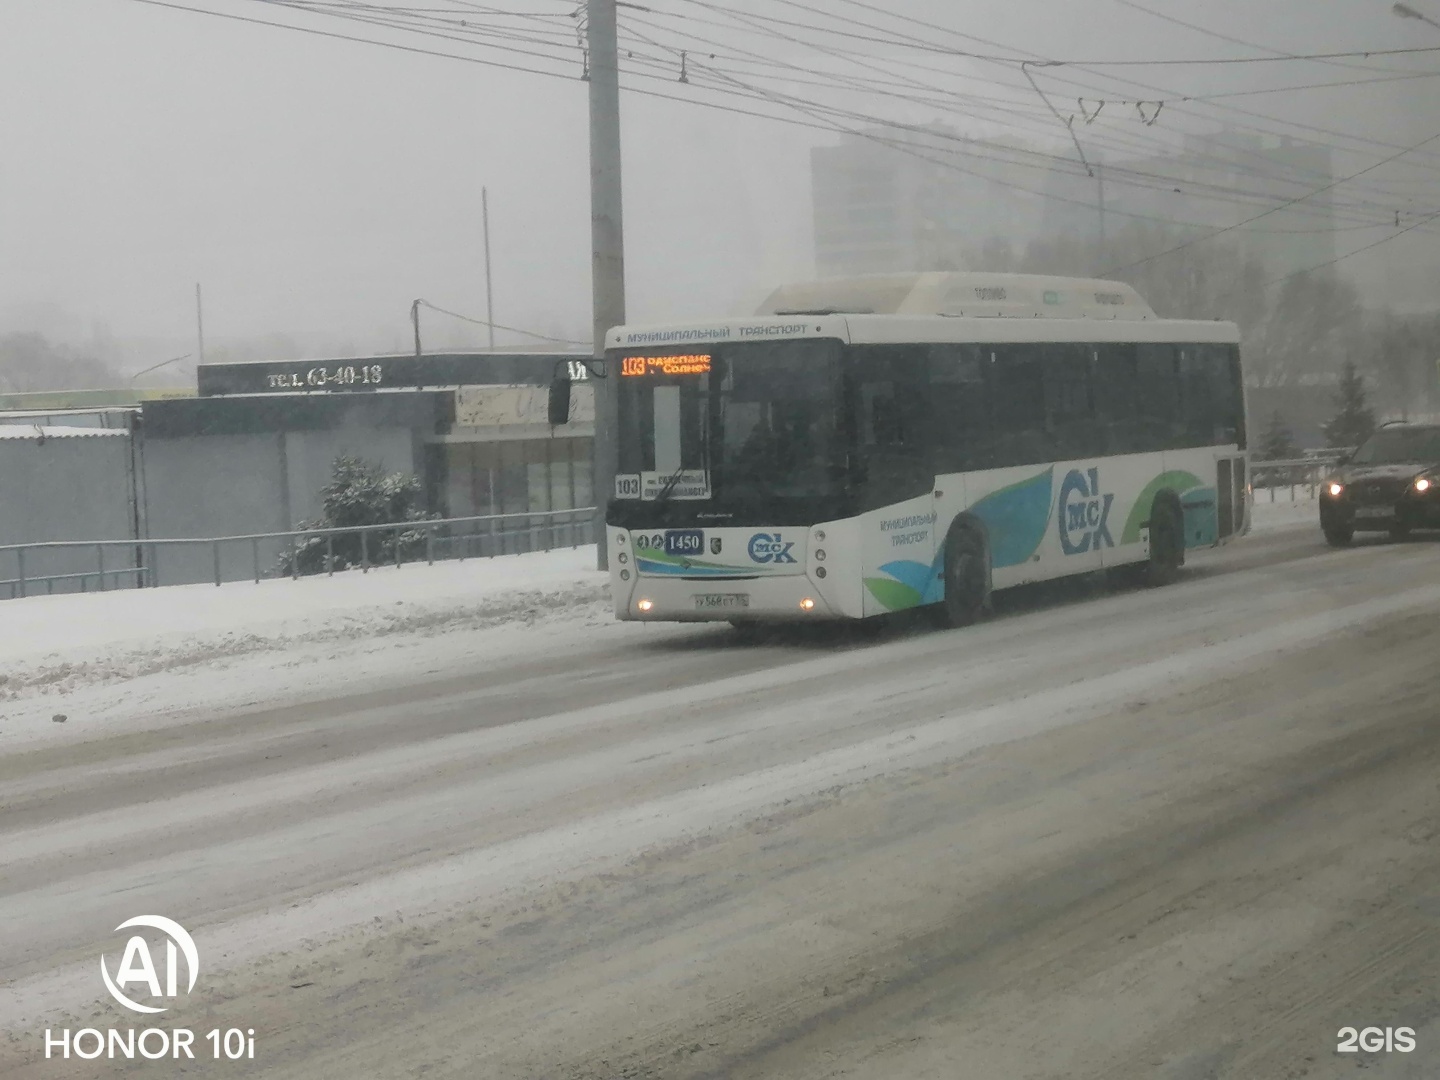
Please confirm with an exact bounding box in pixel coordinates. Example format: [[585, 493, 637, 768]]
[[1146, 490, 1185, 587], [935, 516, 992, 628]]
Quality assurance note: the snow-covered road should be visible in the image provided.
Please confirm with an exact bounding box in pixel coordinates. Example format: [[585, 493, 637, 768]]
[[3, 512, 1438, 1079]]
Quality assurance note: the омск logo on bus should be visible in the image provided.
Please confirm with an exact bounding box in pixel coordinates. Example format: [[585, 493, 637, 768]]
[[1058, 467, 1115, 555], [747, 533, 797, 564]]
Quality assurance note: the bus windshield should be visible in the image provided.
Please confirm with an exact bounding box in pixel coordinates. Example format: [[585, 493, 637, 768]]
[[614, 339, 846, 504]]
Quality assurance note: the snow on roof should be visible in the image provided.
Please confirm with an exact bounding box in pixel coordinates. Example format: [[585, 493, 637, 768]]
[[756, 272, 1156, 320], [0, 425, 128, 440]]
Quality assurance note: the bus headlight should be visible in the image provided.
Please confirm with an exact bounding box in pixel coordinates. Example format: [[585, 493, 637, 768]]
[[799, 597, 816, 611], [637, 598, 654, 612], [814, 530, 826, 542], [619, 569, 630, 581], [814, 549, 825, 562], [815, 566, 827, 579], [617, 551, 628, 564]]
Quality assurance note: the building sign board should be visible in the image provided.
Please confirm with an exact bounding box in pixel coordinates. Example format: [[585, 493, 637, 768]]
[[196, 352, 588, 397]]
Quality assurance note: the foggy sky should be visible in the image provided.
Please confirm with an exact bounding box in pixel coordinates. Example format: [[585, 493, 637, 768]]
[[3, 0, 1438, 368]]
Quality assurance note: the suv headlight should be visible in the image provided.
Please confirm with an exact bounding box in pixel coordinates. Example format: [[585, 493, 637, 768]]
[[1326, 481, 1344, 497], [1416, 475, 1434, 493]]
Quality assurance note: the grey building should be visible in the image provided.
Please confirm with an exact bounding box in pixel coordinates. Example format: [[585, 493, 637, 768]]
[[2, 352, 597, 592], [0, 425, 142, 594]]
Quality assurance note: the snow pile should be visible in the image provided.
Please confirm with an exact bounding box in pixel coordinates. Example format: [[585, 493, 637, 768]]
[[1249, 495, 1319, 534], [0, 546, 613, 740]]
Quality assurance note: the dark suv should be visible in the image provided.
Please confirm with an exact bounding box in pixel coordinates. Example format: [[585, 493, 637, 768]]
[[1319, 422, 1440, 546]]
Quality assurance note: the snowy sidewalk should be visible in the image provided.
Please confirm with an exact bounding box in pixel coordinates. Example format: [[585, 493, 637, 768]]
[[0, 546, 617, 747], [1249, 493, 1319, 534]]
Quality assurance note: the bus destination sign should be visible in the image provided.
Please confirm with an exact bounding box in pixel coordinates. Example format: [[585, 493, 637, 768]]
[[619, 354, 712, 377]]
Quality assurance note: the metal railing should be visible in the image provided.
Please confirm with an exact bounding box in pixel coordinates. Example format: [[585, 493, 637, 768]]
[[1251, 451, 1349, 502], [0, 507, 595, 600]]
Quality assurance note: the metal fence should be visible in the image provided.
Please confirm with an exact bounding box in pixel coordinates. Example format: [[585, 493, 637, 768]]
[[0, 507, 595, 600], [0, 450, 1362, 600], [1251, 450, 1349, 502]]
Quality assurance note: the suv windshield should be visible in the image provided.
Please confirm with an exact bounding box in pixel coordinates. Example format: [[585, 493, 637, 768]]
[[1349, 425, 1440, 465], [615, 339, 846, 504]]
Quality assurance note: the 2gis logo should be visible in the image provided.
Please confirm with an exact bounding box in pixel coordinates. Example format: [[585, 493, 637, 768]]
[[1337, 1026, 1417, 1053], [44, 915, 257, 1062]]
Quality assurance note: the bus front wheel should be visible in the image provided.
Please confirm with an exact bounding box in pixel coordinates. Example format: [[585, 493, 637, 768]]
[[936, 527, 990, 628]]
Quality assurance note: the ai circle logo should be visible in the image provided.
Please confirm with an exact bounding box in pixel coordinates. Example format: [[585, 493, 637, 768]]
[[100, 916, 200, 1014], [1058, 467, 1115, 555], [747, 532, 796, 564]]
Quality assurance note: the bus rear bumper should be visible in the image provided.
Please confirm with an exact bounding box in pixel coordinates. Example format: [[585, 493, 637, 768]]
[[613, 574, 839, 622]]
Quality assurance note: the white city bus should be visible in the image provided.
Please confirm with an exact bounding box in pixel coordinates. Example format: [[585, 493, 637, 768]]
[[556, 273, 1249, 628]]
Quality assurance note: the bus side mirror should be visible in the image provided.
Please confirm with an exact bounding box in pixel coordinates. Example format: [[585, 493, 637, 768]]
[[548, 376, 572, 425]]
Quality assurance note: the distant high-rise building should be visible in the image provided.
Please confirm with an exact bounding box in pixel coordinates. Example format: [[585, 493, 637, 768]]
[[1039, 128, 1337, 278], [810, 126, 1047, 277], [812, 125, 1339, 284]]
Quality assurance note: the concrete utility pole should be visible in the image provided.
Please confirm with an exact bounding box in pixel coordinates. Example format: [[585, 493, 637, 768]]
[[482, 186, 496, 350], [1096, 162, 1107, 257], [195, 283, 206, 365], [588, 0, 625, 571]]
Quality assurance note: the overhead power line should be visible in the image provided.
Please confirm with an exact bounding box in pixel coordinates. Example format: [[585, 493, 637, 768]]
[[646, 0, 1440, 213], [619, 9, 1440, 217], [638, 3, 1439, 227], [1103, 128, 1440, 274], [1110, 0, 1422, 76], [128, 0, 583, 77], [778, 0, 1440, 173], [679, 0, 1440, 67], [128, 0, 1440, 246], [208, 0, 1440, 220], [415, 300, 589, 345], [1241, 208, 1440, 297], [629, 12, 1440, 234]]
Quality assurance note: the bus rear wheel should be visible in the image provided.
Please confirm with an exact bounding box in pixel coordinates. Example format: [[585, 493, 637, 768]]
[[936, 527, 990, 628], [1146, 502, 1184, 587]]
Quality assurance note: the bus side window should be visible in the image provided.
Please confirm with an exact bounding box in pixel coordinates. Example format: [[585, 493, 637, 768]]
[[1093, 344, 1139, 454], [1192, 343, 1244, 447], [1041, 343, 1100, 460], [988, 346, 1051, 467], [1179, 345, 1239, 447], [849, 345, 932, 511], [1228, 345, 1247, 450], [1135, 344, 1183, 450], [926, 344, 991, 472]]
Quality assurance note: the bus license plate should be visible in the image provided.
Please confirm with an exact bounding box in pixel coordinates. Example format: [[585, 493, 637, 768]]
[[1355, 506, 1395, 519], [694, 593, 748, 610]]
